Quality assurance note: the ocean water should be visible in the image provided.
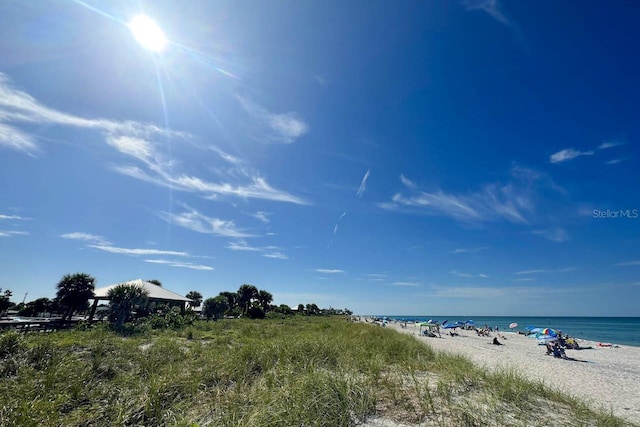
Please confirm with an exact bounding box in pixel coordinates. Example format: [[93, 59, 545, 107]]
[[377, 316, 640, 347]]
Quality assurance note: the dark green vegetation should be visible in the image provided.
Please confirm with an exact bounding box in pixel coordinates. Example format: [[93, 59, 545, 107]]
[[1, 273, 351, 324], [0, 317, 627, 427]]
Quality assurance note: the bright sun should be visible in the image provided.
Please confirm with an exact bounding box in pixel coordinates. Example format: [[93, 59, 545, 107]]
[[129, 15, 167, 52]]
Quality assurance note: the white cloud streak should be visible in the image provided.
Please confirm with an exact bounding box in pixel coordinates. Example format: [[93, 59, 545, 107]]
[[549, 148, 594, 163], [532, 227, 570, 242], [88, 245, 190, 257], [450, 270, 488, 279], [451, 247, 488, 254], [144, 259, 214, 271], [514, 267, 575, 275], [61, 232, 111, 246], [0, 230, 29, 237], [226, 240, 288, 260], [0, 73, 307, 205], [356, 169, 370, 198], [392, 282, 420, 287], [314, 269, 344, 274], [598, 141, 624, 150], [463, 0, 511, 26], [237, 96, 308, 144], [158, 209, 252, 238], [614, 260, 640, 267], [381, 167, 551, 224], [0, 214, 30, 220], [251, 211, 271, 224]]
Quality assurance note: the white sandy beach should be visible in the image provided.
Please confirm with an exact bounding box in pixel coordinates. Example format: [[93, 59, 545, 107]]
[[376, 320, 640, 425]]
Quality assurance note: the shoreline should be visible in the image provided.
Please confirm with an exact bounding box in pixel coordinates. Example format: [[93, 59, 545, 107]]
[[368, 319, 640, 425], [362, 316, 640, 348]]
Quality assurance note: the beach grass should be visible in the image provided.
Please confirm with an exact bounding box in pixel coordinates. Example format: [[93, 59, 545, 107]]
[[0, 317, 631, 426]]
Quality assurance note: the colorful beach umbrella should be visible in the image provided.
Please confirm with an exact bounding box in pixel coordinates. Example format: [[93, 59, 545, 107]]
[[536, 334, 558, 344], [539, 328, 558, 336]]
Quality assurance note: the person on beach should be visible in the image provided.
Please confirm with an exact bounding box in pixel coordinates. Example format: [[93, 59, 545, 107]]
[[492, 337, 503, 345]]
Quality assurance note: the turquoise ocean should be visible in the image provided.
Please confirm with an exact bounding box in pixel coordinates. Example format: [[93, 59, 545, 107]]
[[378, 316, 640, 347]]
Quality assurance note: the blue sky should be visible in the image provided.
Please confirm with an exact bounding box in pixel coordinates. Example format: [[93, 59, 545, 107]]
[[1, 0, 638, 316]]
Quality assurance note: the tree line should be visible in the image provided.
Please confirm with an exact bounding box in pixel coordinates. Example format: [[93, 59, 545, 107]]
[[1, 274, 353, 325]]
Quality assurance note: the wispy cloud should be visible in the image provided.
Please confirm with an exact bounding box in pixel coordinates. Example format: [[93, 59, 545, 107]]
[[514, 269, 547, 275], [450, 270, 488, 279], [549, 148, 594, 164], [605, 158, 626, 165], [105, 135, 154, 162], [0, 230, 29, 237], [0, 72, 184, 156], [226, 240, 262, 252], [451, 246, 488, 254], [0, 214, 30, 221], [614, 260, 640, 267], [463, 0, 511, 27], [551, 140, 626, 165], [0, 122, 38, 155], [392, 282, 420, 287], [88, 245, 190, 257], [532, 227, 570, 242], [209, 146, 243, 165], [380, 166, 556, 224], [0, 73, 307, 205], [262, 252, 288, 260], [158, 209, 252, 238], [61, 232, 110, 246], [226, 240, 288, 260], [514, 267, 575, 275], [237, 96, 308, 144], [356, 169, 370, 198], [167, 174, 309, 204], [598, 141, 624, 150], [144, 259, 214, 271], [314, 269, 345, 274], [251, 211, 271, 224]]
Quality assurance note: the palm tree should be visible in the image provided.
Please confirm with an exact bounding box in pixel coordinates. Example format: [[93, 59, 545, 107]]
[[0, 288, 12, 315], [55, 273, 96, 321], [146, 279, 162, 287], [186, 291, 203, 308], [202, 296, 229, 321], [219, 291, 238, 313], [257, 290, 273, 313], [237, 284, 258, 316], [108, 284, 149, 328]]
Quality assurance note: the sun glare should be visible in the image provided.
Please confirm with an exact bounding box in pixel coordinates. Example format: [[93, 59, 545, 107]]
[[129, 15, 167, 52]]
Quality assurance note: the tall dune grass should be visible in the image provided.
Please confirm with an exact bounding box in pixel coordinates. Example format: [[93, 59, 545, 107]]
[[0, 317, 629, 426]]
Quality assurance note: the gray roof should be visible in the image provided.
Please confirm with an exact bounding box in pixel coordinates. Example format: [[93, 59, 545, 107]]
[[93, 279, 192, 302]]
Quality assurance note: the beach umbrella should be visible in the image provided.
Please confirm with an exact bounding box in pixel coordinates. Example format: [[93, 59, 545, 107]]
[[509, 322, 518, 329], [536, 334, 558, 344], [443, 323, 458, 329], [539, 328, 558, 337]]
